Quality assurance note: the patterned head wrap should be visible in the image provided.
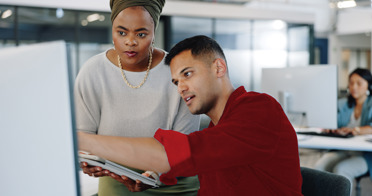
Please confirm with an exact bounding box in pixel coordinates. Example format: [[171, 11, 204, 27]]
[[110, 0, 165, 29]]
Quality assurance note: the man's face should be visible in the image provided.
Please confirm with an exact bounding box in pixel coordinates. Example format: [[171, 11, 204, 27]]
[[170, 50, 218, 115]]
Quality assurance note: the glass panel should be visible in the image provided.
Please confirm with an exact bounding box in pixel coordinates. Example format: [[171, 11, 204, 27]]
[[171, 16, 213, 46], [289, 26, 309, 51], [253, 20, 287, 50], [288, 51, 310, 67], [78, 11, 112, 73], [253, 20, 288, 91], [288, 26, 310, 67], [215, 19, 251, 50], [225, 49, 252, 89], [0, 6, 16, 48], [15, 7, 80, 78], [17, 7, 76, 43], [215, 19, 252, 89], [79, 11, 111, 44]]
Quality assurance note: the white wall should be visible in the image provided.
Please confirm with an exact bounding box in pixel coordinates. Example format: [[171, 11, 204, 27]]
[[330, 7, 372, 81], [328, 33, 371, 90], [337, 8, 372, 35]]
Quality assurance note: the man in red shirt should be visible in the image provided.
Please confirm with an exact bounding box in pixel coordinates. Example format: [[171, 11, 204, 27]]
[[79, 35, 303, 195]]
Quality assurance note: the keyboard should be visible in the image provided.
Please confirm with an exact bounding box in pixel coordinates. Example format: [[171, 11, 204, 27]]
[[296, 131, 354, 138]]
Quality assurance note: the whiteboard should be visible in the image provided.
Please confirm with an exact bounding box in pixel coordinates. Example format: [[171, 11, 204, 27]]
[[0, 41, 80, 196]]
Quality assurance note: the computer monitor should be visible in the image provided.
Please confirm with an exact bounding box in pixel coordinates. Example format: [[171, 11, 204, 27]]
[[260, 65, 338, 129], [0, 41, 80, 195]]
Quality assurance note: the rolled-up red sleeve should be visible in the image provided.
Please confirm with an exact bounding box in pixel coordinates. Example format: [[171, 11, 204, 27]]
[[154, 129, 196, 185]]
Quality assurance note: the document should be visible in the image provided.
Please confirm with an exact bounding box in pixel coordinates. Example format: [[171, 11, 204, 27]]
[[78, 151, 160, 187]]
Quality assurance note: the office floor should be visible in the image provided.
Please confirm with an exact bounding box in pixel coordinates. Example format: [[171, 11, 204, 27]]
[[80, 149, 372, 196], [299, 148, 372, 196]]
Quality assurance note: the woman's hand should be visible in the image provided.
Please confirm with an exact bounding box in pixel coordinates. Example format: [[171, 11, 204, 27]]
[[108, 172, 153, 192], [80, 161, 110, 177]]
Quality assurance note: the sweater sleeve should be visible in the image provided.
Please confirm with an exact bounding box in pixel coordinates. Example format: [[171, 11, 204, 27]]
[[73, 62, 102, 134]]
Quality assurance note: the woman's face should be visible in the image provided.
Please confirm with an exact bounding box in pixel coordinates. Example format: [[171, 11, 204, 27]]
[[112, 6, 154, 68], [348, 73, 369, 100]]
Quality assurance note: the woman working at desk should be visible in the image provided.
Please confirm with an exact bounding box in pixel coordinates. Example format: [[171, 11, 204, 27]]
[[315, 68, 372, 188]]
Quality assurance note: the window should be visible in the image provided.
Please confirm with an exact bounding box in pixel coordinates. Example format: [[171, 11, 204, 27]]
[[0, 6, 16, 48]]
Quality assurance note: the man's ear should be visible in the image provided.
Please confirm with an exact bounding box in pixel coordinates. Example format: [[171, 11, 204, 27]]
[[214, 58, 228, 78]]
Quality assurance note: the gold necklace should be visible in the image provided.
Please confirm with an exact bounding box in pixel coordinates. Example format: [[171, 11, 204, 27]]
[[117, 51, 152, 89]]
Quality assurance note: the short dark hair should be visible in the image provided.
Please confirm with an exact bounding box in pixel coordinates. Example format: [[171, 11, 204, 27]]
[[347, 68, 372, 107], [165, 35, 226, 66]]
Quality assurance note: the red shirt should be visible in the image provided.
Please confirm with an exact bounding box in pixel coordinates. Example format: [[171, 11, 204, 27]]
[[154, 86, 303, 196]]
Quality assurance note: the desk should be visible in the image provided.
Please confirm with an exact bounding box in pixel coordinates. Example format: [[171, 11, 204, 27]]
[[297, 134, 372, 152]]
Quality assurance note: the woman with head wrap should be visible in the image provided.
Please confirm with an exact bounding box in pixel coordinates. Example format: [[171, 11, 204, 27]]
[[75, 0, 200, 195]]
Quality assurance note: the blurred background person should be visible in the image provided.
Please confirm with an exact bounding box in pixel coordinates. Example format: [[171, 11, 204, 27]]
[[314, 68, 372, 189]]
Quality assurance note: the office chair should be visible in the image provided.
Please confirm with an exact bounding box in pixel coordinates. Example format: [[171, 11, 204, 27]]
[[355, 171, 370, 196], [301, 167, 351, 196]]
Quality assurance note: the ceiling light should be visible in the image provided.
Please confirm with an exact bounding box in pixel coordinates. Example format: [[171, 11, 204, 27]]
[[81, 20, 88, 26], [1, 9, 12, 19], [272, 20, 285, 30], [56, 8, 64, 19], [337, 0, 357, 9], [87, 13, 100, 22]]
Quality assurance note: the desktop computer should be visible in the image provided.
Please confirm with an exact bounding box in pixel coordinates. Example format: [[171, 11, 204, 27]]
[[0, 41, 80, 195], [260, 65, 338, 129]]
